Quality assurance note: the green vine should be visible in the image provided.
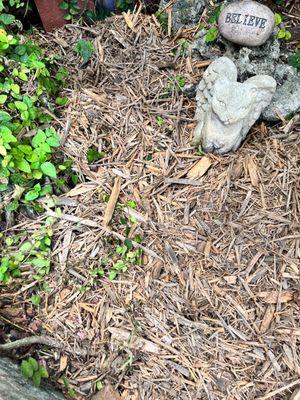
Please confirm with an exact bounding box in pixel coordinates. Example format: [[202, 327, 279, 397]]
[[59, 0, 81, 21]]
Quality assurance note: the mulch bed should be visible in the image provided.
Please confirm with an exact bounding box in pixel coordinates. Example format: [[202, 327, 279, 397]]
[[1, 6, 300, 400]]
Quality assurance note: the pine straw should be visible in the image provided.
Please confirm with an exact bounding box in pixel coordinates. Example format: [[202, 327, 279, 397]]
[[3, 13, 300, 400]]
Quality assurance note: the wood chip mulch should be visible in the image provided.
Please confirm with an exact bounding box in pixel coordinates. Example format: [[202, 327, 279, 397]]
[[1, 10, 300, 400]]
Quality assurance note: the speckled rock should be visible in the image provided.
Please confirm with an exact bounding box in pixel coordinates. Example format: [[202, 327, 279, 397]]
[[226, 43, 300, 120], [262, 65, 300, 120], [0, 357, 66, 400], [218, 1, 275, 46], [159, 0, 206, 31]]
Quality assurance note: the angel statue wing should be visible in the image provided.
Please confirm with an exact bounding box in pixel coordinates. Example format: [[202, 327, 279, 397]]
[[241, 75, 277, 140], [194, 57, 238, 145]]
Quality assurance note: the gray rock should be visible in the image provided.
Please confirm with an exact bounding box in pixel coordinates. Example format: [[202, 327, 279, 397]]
[[159, 0, 206, 32], [194, 57, 276, 154], [218, 1, 275, 46], [0, 357, 66, 400], [262, 65, 300, 120], [225, 41, 300, 120]]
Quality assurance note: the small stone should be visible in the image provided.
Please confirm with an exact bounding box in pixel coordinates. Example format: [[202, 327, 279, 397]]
[[218, 0, 275, 47]]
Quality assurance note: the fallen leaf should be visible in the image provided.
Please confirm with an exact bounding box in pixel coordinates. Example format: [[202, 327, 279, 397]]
[[260, 304, 275, 333], [59, 355, 68, 372], [122, 11, 136, 31], [59, 288, 71, 301], [108, 327, 160, 354], [187, 156, 212, 179], [290, 388, 300, 400], [92, 384, 121, 400], [103, 177, 121, 226], [65, 183, 99, 197], [257, 291, 294, 304], [247, 156, 259, 187], [224, 275, 237, 285], [204, 240, 212, 258], [83, 89, 107, 104]]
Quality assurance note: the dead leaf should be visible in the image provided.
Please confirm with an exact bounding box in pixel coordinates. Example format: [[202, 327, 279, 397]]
[[224, 275, 237, 285], [65, 183, 99, 197], [122, 11, 136, 31], [59, 355, 68, 372], [83, 89, 107, 104], [92, 384, 121, 400], [230, 161, 243, 180], [247, 156, 259, 187], [204, 240, 212, 258], [108, 327, 160, 354], [257, 291, 294, 304], [59, 288, 71, 301], [103, 177, 121, 226], [187, 156, 212, 179], [290, 388, 300, 400], [78, 302, 95, 314], [260, 304, 275, 333]]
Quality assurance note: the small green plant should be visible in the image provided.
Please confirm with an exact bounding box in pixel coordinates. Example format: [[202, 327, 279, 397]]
[[156, 116, 164, 126], [204, 4, 222, 43], [62, 376, 77, 398], [96, 380, 103, 391], [108, 240, 142, 281], [288, 51, 300, 69], [175, 74, 186, 89], [31, 294, 41, 306], [205, 26, 219, 43], [277, 27, 291, 40], [0, 215, 56, 283], [208, 4, 224, 24], [86, 146, 105, 163], [274, 12, 282, 26], [59, 0, 81, 21], [155, 11, 168, 32], [20, 357, 49, 386], [116, 0, 134, 12], [196, 145, 205, 156], [74, 39, 94, 63], [86, 203, 143, 282], [275, 13, 291, 41], [176, 38, 190, 56]]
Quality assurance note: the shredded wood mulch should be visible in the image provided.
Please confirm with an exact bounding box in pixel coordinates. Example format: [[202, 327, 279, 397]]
[[1, 10, 300, 400]]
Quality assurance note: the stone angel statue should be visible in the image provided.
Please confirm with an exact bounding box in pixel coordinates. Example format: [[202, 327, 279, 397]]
[[194, 57, 277, 154]]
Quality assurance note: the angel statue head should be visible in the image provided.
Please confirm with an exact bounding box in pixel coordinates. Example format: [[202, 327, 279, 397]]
[[194, 57, 277, 154]]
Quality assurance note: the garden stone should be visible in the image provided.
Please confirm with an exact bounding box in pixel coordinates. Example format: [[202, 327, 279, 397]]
[[194, 57, 276, 154], [218, 1, 275, 47], [0, 357, 66, 400], [159, 0, 206, 31], [262, 65, 300, 121]]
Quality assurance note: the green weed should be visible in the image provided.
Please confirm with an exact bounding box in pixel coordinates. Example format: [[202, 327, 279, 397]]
[[74, 39, 94, 63], [20, 357, 49, 386]]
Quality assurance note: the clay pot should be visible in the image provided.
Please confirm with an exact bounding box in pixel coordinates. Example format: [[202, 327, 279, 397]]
[[34, 0, 95, 32]]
